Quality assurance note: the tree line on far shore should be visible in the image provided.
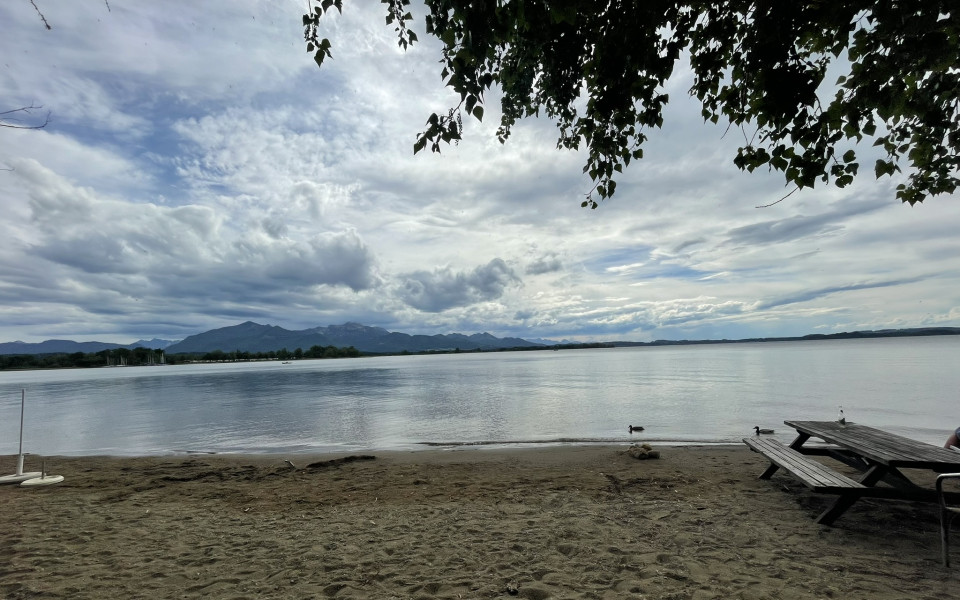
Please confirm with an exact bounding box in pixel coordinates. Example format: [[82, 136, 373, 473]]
[[0, 344, 361, 371], [0, 341, 619, 371], [199, 345, 362, 363]]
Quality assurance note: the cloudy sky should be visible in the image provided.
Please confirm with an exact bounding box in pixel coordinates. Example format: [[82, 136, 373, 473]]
[[1, 1, 958, 345]]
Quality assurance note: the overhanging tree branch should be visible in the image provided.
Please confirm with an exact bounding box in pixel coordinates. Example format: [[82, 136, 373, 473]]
[[0, 105, 51, 130], [304, 1, 959, 208], [29, 0, 50, 30]]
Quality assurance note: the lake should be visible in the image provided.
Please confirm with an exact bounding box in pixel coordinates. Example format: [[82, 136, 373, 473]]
[[0, 336, 957, 456]]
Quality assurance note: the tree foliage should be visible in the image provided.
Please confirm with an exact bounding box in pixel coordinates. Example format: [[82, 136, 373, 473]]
[[0, 344, 363, 371], [304, 1, 959, 207]]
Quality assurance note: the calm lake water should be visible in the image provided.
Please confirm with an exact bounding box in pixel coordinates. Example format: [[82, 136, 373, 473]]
[[0, 336, 957, 456]]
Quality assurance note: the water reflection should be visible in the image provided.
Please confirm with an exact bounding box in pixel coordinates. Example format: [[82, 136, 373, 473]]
[[0, 336, 958, 455]]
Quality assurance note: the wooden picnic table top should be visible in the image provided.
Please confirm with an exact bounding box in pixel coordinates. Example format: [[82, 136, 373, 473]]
[[784, 420, 960, 471]]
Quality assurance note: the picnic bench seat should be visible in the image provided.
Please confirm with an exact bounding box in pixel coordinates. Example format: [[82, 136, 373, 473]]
[[749, 421, 960, 531], [743, 436, 865, 493]]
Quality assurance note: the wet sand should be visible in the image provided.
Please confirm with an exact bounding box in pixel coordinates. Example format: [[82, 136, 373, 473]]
[[2, 444, 958, 599]]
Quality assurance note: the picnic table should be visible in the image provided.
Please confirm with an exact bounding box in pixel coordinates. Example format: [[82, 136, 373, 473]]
[[744, 420, 960, 525]]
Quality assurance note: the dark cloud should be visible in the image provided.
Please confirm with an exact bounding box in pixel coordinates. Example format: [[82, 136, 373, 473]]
[[673, 237, 706, 253], [398, 259, 521, 312], [755, 277, 926, 310], [725, 200, 884, 246], [229, 231, 379, 292], [14, 161, 380, 321], [525, 253, 563, 275]]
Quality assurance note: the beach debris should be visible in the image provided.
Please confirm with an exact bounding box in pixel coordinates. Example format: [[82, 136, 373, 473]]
[[625, 443, 660, 460], [628, 425, 644, 433], [603, 472, 623, 494], [754, 426, 775, 435], [505, 582, 519, 595], [283, 459, 297, 470], [304, 455, 376, 471]]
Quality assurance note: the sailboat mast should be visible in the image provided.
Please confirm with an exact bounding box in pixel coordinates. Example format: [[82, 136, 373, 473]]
[[19, 389, 25, 457], [16, 389, 25, 475], [1, 388, 44, 484]]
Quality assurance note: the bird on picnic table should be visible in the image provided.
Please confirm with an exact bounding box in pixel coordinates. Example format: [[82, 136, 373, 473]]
[[754, 426, 775, 435], [629, 425, 644, 433]]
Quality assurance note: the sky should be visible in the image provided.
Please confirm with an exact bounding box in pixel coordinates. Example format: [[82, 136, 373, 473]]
[[0, 1, 958, 345]]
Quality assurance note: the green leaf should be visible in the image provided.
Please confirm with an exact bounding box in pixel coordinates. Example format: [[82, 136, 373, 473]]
[[309, 0, 960, 206], [875, 160, 896, 178], [413, 136, 427, 154]]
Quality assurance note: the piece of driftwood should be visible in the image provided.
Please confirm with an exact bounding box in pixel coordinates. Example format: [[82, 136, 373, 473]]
[[303, 455, 376, 470], [624, 443, 660, 460]]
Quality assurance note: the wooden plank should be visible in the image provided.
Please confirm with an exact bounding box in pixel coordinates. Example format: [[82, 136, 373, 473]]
[[789, 421, 941, 464], [743, 437, 866, 493], [784, 421, 960, 470]]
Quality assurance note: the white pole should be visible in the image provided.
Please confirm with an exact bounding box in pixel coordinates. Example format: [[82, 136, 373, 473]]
[[16, 389, 25, 475], [1, 388, 42, 485]]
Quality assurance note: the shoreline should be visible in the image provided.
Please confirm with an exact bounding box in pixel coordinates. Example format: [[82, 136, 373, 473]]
[[3, 444, 957, 598], [2, 439, 752, 460]]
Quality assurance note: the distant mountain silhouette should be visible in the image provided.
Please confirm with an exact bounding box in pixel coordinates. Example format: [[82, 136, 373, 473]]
[[3, 325, 958, 357], [129, 338, 178, 350], [0, 338, 178, 355], [164, 321, 544, 354], [608, 326, 960, 347]]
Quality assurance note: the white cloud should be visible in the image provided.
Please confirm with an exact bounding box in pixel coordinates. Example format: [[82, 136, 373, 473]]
[[0, 1, 957, 344]]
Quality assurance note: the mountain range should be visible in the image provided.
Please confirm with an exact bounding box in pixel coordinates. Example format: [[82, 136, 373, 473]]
[[0, 322, 547, 355], [165, 321, 544, 354], [2, 324, 958, 357], [0, 338, 178, 355]]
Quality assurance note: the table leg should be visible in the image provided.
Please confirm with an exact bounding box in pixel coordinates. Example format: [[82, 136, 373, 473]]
[[759, 431, 812, 479], [816, 494, 860, 525], [874, 468, 918, 490], [759, 462, 779, 479], [816, 465, 888, 526], [825, 449, 871, 471], [856, 464, 888, 486]]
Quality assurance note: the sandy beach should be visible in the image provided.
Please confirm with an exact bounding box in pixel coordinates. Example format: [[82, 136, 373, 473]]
[[2, 444, 958, 599]]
